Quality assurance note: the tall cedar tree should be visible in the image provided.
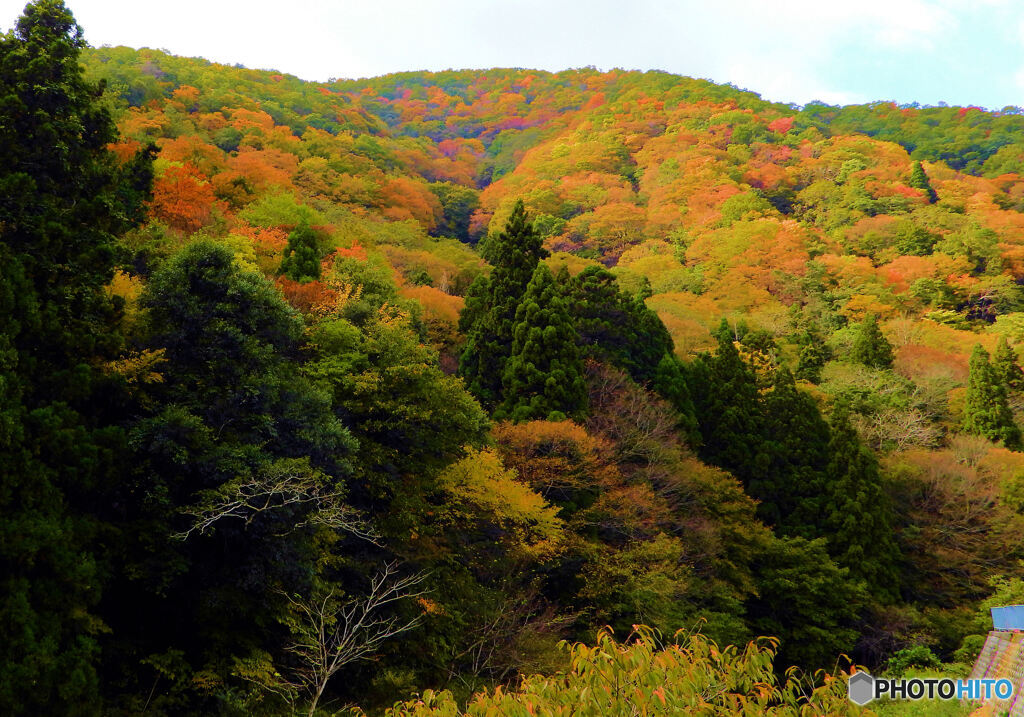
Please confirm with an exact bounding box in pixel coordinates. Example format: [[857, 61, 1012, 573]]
[[994, 336, 1023, 393], [795, 327, 830, 384], [651, 354, 701, 447], [963, 344, 1022, 449], [690, 320, 766, 482], [563, 265, 673, 384], [747, 535, 867, 670], [821, 406, 901, 601], [850, 313, 894, 369], [499, 264, 587, 421], [909, 160, 938, 203], [753, 367, 832, 533], [561, 265, 698, 442], [459, 200, 548, 406], [279, 219, 322, 282], [0, 2, 152, 713]]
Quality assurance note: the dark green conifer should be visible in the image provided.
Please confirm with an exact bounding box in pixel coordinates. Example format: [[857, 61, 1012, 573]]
[[753, 367, 831, 533], [692, 320, 765, 481], [498, 264, 587, 422], [652, 354, 701, 448], [457, 274, 491, 334], [795, 328, 831, 384], [850, 314, 894, 369], [747, 535, 867, 670], [564, 265, 674, 385], [821, 406, 901, 601], [459, 200, 548, 406], [279, 219, 322, 282], [0, 2, 153, 711], [963, 344, 1021, 449], [909, 160, 938, 203], [993, 336, 1023, 393]]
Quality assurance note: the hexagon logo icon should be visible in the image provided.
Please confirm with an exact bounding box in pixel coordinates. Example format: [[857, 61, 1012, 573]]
[[848, 671, 875, 705]]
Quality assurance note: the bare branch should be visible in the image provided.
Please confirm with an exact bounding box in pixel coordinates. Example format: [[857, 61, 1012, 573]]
[[276, 563, 428, 716], [173, 461, 378, 544]]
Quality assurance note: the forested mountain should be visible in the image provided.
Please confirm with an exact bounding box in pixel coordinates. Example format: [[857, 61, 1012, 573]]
[[6, 1, 1024, 714]]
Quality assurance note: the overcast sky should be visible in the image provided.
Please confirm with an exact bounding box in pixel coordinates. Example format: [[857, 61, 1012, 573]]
[[3, 0, 1022, 109]]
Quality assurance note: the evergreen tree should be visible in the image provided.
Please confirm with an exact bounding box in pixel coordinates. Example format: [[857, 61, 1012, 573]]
[[0, 2, 152, 712], [564, 265, 674, 385], [104, 242, 356, 712], [909, 160, 938, 203], [498, 264, 587, 421], [850, 313, 894, 369], [963, 344, 1022, 449], [993, 336, 1023, 393], [459, 200, 548, 406], [821, 406, 901, 601], [795, 343, 828, 383], [279, 219, 322, 282], [560, 265, 699, 440], [692, 320, 766, 482], [651, 354, 701, 448], [753, 367, 831, 533], [795, 327, 831, 384], [457, 274, 491, 334], [747, 535, 867, 670]]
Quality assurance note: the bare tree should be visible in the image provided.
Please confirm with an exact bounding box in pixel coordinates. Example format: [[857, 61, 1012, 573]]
[[585, 361, 681, 466], [886, 313, 921, 348], [279, 563, 428, 716], [173, 458, 377, 544], [445, 578, 574, 688], [855, 407, 941, 452]]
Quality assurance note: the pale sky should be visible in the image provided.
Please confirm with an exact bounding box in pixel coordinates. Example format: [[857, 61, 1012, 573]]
[[3, 0, 1023, 109]]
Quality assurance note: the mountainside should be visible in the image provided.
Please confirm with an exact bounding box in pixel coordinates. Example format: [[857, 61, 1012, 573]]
[[86, 46, 1024, 357], [5, 10, 1024, 712]]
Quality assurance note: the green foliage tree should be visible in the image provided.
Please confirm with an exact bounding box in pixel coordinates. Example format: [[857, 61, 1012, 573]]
[[498, 265, 587, 422], [456, 274, 490, 334], [909, 160, 938, 203], [850, 313, 894, 369], [753, 368, 831, 533], [747, 536, 867, 670], [963, 344, 1022, 449], [459, 199, 548, 406], [0, 2, 153, 712], [104, 242, 357, 713], [691, 320, 765, 482], [993, 336, 1023, 393], [651, 354, 700, 447], [795, 341, 829, 383], [886, 645, 940, 676], [429, 181, 479, 242], [564, 265, 674, 385], [297, 255, 499, 705], [304, 266, 488, 521], [821, 406, 901, 601], [279, 220, 322, 282], [561, 265, 699, 441]]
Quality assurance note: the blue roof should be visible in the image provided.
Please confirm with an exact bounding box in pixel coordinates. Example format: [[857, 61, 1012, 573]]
[[991, 606, 1024, 631]]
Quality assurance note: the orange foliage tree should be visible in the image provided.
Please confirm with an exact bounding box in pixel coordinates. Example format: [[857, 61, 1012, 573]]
[[148, 163, 221, 233]]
